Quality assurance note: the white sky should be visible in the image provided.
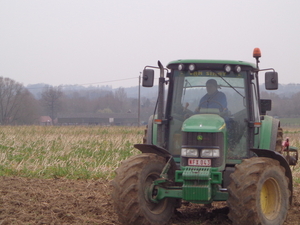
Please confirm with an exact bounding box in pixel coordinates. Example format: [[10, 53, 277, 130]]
[[1, 0, 300, 88]]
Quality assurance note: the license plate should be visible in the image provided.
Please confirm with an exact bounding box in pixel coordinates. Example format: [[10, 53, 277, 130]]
[[188, 158, 211, 166]]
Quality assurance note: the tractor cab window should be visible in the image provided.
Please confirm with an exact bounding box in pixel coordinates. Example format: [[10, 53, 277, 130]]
[[168, 69, 249, 159]]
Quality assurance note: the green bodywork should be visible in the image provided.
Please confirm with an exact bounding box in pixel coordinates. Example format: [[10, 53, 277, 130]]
[[258, 115, 277, 150], [149, 113, 228, 204], [182, 114, 226, 133], [149, 113, 284, 204], [176, 167, 226, 203], [150, 166, 226, 204]]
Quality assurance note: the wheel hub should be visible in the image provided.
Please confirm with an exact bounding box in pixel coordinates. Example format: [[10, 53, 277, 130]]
[[260, 178, 281, 220]]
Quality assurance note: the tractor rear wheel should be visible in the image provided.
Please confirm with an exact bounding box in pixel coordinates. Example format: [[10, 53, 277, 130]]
[[227, 157, 290, 225], [111, 153, 175, 225]]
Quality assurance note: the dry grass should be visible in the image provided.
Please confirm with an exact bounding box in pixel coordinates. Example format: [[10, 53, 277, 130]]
[[0, 126, 144, 179], [1, 125, 300, 182]]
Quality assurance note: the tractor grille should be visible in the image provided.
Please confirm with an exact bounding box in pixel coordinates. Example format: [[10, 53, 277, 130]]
[[181, 132, 224, 167], [182, 132, 223, 146]]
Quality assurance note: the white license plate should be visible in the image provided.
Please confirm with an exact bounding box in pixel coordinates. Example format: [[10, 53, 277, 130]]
[[188, 158, 211, 166]]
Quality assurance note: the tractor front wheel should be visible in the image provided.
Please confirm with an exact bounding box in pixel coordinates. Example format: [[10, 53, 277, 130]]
[[227, 157, 290, 225], [111, 153, 175, 225]]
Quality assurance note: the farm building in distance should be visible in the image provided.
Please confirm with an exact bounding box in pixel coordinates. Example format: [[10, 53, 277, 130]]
[[39, 116, 53, 126], [56, 113, 138, 126]]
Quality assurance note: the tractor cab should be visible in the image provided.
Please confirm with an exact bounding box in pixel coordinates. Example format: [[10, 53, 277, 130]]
[[144, 59, 278, 167]]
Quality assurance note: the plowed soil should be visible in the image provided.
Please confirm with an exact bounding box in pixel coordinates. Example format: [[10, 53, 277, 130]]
[[0, 176, 300, 225]]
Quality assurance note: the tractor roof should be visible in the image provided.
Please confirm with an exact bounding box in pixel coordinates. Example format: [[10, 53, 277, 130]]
[[167, 59, 257, 69]]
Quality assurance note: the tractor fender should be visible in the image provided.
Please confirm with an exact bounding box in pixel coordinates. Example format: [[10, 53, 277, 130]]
[[134, 144, 171, 157], [250, 148, 293, 205], [270, 118, 280, 151], [134, 144, 178, 171], [145, 115, 154, 144], [144, 115, 158, 145], [259, 115, 280, 150]]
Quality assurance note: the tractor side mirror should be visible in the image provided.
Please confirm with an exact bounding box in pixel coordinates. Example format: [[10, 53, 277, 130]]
[[265, 72, 278, 90], [142, 69, 154, 87], [260, 99, 272, 115]]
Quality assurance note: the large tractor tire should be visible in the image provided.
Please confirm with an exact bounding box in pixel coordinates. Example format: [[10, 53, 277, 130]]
[[111, 153, 175, 225], [227, 157, 290, 225]]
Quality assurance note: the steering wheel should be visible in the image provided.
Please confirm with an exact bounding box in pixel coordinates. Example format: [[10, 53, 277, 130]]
[[197, 100, 225, 112]]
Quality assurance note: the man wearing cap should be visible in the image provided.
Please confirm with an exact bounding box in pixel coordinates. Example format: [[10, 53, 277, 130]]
[[198, 79, 227, 112]]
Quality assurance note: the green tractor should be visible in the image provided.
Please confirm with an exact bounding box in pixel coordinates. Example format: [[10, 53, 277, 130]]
[[112, 48, 297, 225]]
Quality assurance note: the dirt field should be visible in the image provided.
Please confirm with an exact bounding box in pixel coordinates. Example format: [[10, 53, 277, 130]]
[[1, 176, 300, 225]]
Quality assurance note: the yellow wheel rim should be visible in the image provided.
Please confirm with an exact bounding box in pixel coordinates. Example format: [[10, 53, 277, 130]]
[[260, 178, 281, 220]]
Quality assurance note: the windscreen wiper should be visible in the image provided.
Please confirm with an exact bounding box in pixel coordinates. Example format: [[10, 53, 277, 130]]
[[211, 70, 245, 98]]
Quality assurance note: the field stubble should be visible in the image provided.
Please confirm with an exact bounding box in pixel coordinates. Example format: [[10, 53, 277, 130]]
[[0, 126, 142, 179], [0, 126, 300, 224]]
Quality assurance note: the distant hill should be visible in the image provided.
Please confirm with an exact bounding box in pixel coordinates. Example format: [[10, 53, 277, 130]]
[[26, 83, 300, 100], [260, 83, 300, 97], [26, 83, 159, 100]]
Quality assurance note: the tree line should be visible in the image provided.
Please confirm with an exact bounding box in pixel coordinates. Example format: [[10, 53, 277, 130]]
[[260, 91, 300, 118], [1, 76, 299, 125], [0, 77, 155, 125]]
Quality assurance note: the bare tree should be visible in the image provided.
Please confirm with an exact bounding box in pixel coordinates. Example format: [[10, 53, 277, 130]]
[[40, 86, 63, 120], [14, 89, 41, 124], [290, 92, 300, 117], [0, 77, 38, 124], [114, 87, 128, 113]]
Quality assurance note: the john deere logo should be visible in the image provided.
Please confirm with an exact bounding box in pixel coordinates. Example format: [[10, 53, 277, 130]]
[[197, 135, 203, 141]]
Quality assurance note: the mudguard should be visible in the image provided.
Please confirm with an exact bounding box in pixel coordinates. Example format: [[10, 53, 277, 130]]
[[144, 115, 157, 145], [134, 144, 178, 171], [134, 144, 171, 157], [251, 148, 293, 205], [259, 115, 280, 150]]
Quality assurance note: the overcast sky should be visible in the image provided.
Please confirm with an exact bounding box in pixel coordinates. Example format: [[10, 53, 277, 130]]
[[1, 0, 299, 88]]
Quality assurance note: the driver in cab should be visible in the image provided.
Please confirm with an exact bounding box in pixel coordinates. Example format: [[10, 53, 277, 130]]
[[197, 79, 227, 112]]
